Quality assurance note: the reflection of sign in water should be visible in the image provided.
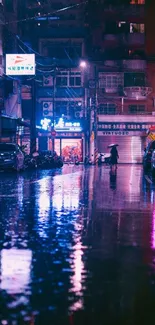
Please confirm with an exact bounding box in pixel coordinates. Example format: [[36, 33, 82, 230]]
[[1, 249, 32, 294], [91, 131, 94, 141], [6, 54, 35, 75]]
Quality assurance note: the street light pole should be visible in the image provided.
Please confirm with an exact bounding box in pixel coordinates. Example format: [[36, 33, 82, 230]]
[[30, 78, 36, 154]]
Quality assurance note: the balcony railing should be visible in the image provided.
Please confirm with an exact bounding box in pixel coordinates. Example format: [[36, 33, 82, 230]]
[[123, 86, 152, 99], [123, 60, 146, 70]]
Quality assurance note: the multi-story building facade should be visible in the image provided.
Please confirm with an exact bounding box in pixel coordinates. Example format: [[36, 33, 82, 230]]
[[86, 0, 155, 163], [19, 0, 87, 160], [0, 0, 22, 142], [5, 0, 155, 162]]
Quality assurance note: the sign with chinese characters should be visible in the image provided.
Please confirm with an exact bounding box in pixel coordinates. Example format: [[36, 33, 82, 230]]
[[55, 118, 83, 132], [98, 122, 155, 132], [98, 131, 146, 136], [38, 132, 83, 138], [56, 132, 83, 137], [6, 54, 35, 75]]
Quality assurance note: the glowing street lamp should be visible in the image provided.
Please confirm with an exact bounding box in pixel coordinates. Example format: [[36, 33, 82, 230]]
[[79, 60, 87, 69]]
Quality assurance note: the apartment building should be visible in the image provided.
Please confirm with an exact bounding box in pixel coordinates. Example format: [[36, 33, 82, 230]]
[[87, 0, 155, 163], [20, 0, 87, 160]]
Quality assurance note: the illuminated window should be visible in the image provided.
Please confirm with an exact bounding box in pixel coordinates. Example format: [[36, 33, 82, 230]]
[[130, 0, 145, 4], [130, 23, 145, 33]]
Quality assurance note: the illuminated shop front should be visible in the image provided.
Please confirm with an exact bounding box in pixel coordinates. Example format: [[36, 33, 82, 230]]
[[98, 121, 155, 163], [38, 118, 85, 162], [49, 136, 83, 162]]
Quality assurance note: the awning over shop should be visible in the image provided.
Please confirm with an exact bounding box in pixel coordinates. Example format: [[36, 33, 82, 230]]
[[1, 115, 17, 136]]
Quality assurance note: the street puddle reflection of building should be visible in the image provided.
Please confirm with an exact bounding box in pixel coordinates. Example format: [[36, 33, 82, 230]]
[[52, 173, 81, 211], [0, 176, 33, 312], [96, 165, 143, 210], [152, 208, 155, 249], [69, 239, 84, 311], [37, 177, 51, 238], [1, 248, 32, 295], [52, 172, 85, 311]]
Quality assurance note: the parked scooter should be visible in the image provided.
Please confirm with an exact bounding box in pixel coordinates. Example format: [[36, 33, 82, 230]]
[[24, 155, 38, 169]]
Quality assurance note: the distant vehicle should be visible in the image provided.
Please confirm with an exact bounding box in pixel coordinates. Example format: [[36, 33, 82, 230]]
[[143, 140, 155, 171], [0, 143, 24, 171]]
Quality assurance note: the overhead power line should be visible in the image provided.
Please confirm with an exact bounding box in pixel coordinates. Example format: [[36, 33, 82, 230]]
[[5, 1, 88, 25]]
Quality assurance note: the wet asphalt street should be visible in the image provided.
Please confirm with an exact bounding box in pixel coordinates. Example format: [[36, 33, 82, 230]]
[[0, 165, 155, 324]]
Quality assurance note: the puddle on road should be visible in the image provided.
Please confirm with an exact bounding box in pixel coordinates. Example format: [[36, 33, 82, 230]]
[[0, 166, 155, 324]]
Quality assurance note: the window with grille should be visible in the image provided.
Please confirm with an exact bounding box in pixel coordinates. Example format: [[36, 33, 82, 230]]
[[98, 103, 116, 114], [56, 71, 81, 87], [69, 72, 81, 87], [99, 73, 123, 89], [129, 105, 145, 113]]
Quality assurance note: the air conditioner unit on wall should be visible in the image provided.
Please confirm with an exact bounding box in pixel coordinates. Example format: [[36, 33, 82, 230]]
[[43, 74, 53, 86], [42, 102, 53, 117]]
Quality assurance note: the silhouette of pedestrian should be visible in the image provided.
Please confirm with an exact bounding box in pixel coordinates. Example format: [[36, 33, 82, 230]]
[[110, 146, 119, 171]]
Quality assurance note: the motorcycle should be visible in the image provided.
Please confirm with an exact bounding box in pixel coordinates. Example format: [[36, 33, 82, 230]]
[[24, 155, 38, 169]]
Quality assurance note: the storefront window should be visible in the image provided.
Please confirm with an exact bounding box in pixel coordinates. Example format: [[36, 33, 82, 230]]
[[61, 139, 82, 162]]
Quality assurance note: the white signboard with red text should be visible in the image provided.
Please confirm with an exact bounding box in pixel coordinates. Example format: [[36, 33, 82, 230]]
[[6, 54, 35, 75]]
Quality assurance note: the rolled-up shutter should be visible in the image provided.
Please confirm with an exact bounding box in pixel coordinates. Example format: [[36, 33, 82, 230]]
[[98, 136, 145, 163]]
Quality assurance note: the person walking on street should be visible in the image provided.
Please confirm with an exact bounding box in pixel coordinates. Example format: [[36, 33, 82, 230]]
[[110, 145, 119, 171]]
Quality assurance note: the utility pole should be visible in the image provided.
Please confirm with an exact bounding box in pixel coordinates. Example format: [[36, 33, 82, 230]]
[[30, 78, 36, 154], [0, 109, 1, 142], [93, 65, 98, 164], [52, 68, 56, 151]]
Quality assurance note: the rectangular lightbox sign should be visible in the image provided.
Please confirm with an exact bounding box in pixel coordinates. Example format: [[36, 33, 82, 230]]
[[6, 54, 35, 75]]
